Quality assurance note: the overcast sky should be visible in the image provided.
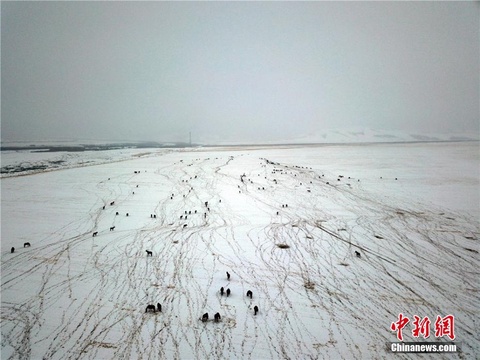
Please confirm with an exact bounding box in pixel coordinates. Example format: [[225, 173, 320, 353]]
[[1, 1, 478, 144]]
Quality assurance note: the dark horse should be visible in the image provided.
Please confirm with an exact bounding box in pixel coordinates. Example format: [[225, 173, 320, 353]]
[[226, 288, 231, 297], [157, 303, 162, 312], [246, 290, 253, 299], [214, 312, 221, 322], [146, 250, 153, 257], [92, 232, 98, 237], [254, 306, 259, 315], [145, 305, 156, 313], [355, 251, 361, 258], [24, 242, 31, 248], [202, 313, 209, 322], [11, 247, 15, 253], [220, 287, 224, 296]]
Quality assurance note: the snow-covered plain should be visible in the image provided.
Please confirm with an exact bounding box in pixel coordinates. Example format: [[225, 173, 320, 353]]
[[1, 142, 479, 359]]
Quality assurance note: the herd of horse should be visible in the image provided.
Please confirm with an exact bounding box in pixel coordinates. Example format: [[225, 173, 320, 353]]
[[10, 161, 368, 330], [143, 271, 260, 323]]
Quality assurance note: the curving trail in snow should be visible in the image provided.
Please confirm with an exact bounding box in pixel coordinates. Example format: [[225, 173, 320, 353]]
[[1, 144, 479, 359]]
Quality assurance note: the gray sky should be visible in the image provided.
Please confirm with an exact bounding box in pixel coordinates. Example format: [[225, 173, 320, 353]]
[[1, 1, 479, 144]]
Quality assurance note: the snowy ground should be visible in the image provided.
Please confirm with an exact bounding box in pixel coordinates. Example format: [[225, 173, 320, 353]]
[[1, 142, 479, 359]]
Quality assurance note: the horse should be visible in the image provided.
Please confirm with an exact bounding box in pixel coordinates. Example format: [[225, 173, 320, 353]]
[[157, 303, 162, 312], [355, 251, 361, 258], [145, 305, 156, 313], [92, 232, 98, 237], [116, 212, 119, 215], [11, 247, 15, 253], [110, 226, 115, 231], [180, 215, 183, 219], [226, 288, 231, 297], [24, 242, 31, 247], [254, 306, 259, 315], [110, 201, 115, 206], [146, 250, 153, 257], [202, 313, 209, 322], [220, 287, 224, 296], [226, 271, 230, 280], [246, 290, 253, 299], [183, 224, 187, 228], [126, 213, 129, 217], [214, 312, 221, 322]]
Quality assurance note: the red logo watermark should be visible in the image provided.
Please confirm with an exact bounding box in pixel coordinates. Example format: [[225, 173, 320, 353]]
[[391, 314, 455, 341]]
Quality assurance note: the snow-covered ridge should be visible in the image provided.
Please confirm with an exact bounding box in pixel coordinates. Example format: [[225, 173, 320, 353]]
[[255, 128, 479, 146], [0, 148, 171, 178]]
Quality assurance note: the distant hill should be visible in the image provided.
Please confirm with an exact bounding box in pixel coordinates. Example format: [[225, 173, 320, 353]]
[[1, 128, 478, 149], [229, 128, 479, 146]]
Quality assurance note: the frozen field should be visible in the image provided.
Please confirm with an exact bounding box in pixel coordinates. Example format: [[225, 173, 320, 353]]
[[1, 142, 479, 359]]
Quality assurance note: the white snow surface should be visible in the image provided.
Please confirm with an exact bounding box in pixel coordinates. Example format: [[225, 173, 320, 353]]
[[1, 142, 479, 359]]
